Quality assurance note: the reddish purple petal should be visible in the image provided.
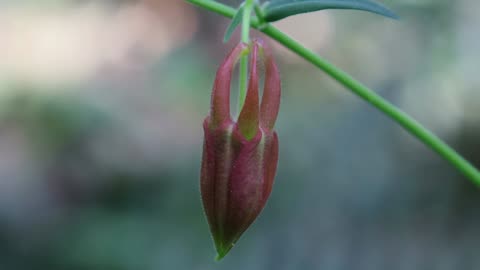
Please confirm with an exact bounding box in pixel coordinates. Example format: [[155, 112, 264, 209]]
[[210, 43, 247, 128], [200, 120, 235, 251], [236, 42, 260, 140], [223, 129, 264, 253], [262, 131, 279, 205], [259, 41, 281, 131]]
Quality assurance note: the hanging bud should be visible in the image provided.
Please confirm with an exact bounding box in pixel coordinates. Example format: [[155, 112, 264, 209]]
[[200, 39, 281, 260]]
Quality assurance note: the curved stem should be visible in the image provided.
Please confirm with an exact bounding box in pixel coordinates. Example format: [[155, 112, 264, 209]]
[[186, 0, 480, 186]]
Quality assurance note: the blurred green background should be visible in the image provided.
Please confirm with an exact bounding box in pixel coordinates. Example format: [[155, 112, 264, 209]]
[[0, 0, 479, 269]]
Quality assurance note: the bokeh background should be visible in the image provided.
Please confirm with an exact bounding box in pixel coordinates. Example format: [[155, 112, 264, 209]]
[[0, 0, 479, 269]]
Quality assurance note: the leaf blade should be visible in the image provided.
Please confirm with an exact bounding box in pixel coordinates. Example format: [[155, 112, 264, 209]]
[[223, 4, 245, 43], [262, 0, 398, 22]]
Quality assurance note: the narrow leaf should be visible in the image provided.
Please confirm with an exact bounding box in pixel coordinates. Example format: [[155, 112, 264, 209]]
[[223, 4, 245, 43], [262, 0, 398, 22]]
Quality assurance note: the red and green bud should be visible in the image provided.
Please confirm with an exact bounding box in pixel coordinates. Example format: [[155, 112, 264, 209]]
[[200, 40, 281, 259]]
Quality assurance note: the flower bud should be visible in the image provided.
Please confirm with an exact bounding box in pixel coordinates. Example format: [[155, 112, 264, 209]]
[[200, 40, 281, 259]]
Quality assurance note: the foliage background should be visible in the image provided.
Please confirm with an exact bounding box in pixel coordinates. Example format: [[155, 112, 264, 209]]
[[0, 0, 479, 269]]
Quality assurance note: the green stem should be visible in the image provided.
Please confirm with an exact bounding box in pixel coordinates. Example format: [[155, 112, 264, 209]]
[[237, 0, 254, 114], [186, 0, 480, 186], [241, 0, 254, 43]]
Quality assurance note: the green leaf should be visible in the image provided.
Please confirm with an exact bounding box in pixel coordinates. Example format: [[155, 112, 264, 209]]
[[262, 0, 398, 22], [223, 4, 245, 43]]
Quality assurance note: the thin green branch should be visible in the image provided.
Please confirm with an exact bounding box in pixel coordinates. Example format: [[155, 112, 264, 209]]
[[186, 0, 480, 186]]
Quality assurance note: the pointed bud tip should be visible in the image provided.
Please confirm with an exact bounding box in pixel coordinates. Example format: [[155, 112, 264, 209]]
[[214, 252, 227, 262], [214, 241, 234, 261]]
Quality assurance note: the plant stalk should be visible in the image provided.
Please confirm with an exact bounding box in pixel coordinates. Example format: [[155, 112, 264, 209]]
[[237, 0, 254, 114]]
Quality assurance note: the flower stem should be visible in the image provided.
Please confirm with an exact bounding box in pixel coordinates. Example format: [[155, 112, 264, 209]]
[[186, 0, 480, 186], [237, 0, 254, 115]]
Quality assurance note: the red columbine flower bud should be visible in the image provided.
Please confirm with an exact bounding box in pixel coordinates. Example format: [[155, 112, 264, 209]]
[[200, 39, 281, 259]]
